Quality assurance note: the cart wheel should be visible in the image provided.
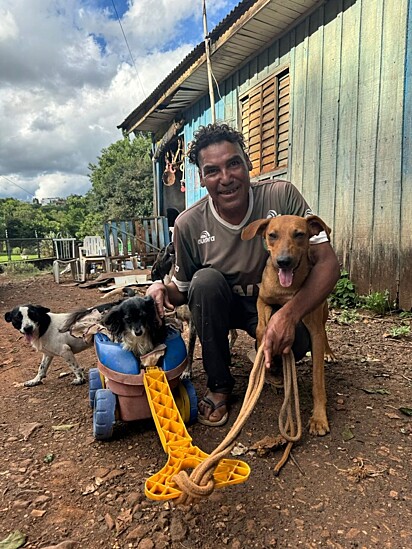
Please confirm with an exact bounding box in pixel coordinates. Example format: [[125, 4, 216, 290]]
[[175, 379, 198, 425], [93, 389, 116, 440], [89, 368, 103, 408]]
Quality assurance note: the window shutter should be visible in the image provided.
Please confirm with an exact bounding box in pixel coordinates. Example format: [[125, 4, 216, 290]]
[[241, 68, 289, 176]]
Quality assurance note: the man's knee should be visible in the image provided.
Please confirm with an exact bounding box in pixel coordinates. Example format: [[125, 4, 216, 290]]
[[188, 268, 231, 301], [190, 268, 226, 289]]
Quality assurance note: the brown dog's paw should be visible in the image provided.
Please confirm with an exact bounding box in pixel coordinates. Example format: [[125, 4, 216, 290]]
[[309, 416, 330, 436], [324, 350, 337, 363]]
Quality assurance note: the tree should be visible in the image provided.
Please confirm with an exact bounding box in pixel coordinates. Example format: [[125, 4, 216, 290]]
[[88, 134, 153, 221]]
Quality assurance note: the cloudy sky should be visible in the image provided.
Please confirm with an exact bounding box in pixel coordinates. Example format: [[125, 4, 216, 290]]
[[0, 0, 239, 202]]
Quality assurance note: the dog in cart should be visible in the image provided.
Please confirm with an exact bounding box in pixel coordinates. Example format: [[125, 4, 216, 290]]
[[61, 295, 198, 440]]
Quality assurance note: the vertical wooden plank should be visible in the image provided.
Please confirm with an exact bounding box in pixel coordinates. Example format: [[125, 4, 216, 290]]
[[301, 7, 324, 212], [318, 0, 342, 230], [287, 27, 296, 182], [150, 218, 157, 252], [239, 62, 251, 95], [289, 17, 310, 194], [103, 223, 111, 256], [232, 70, 240, 128], [111, 223, 119, 255], [268, 40, 280, 73], [158, 217, 170, 248], [223, 77, 237, 127], [127, 220, 136, 255], [215, 77, 225, 123], [400, 0, 412, 309], [279, 32, 290, 66], [350, 0, 384, 295], [372, 0, 407, 302], [334, 0, 361, 272], [119, 221, 127, 254], [183, 116, 195, 208], [142, 220, 149, 253], [249, 55, 259, 87]]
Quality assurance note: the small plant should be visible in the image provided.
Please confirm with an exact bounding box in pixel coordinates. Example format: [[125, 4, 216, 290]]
[[360, 290, 393, 315], [335, 309, 360, 325], [399, 311, 412, 319], [388, 324, 411, 339], [329, 270, 358, 309]]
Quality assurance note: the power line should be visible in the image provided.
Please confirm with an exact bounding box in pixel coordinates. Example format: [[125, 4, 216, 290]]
[[111, 0, 147, 99], [0, 174, 35, 198]]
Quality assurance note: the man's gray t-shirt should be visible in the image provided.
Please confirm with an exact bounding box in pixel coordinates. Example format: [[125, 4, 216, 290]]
[[172, 180, 312, 298]]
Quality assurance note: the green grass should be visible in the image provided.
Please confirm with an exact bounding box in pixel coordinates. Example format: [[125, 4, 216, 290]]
[[0, 254, 39, 262]]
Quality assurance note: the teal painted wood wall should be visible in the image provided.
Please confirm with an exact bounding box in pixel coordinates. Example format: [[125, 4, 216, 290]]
[[180, 0, 411, 308]]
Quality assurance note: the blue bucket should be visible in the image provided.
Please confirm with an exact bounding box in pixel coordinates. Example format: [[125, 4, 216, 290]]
[[94, 327, 187, 375]]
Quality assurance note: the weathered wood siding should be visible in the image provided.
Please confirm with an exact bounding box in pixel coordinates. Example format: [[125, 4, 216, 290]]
[[400, 0, 412, 308], [288, 0, 408, 307], [181, 0, 410, 308]]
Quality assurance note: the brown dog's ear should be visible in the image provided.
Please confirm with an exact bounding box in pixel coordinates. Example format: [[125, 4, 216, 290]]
[[241, 218, 271, 240], [306, 215, 331, 239]]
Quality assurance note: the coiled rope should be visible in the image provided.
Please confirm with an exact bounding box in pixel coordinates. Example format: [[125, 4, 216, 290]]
[[172, 345, 302, 504]]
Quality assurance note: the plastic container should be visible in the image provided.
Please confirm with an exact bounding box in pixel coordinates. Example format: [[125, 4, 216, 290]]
[[94, 327, 187, 375], [92, 327, 189, 423]]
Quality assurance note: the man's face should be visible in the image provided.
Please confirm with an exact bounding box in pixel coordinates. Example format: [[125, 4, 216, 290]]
[[198, 140, 252, 223]]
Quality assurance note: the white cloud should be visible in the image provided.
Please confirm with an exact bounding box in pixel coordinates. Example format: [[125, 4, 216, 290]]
[[0, 8, 18, 41], [0, 0, 238, 200]]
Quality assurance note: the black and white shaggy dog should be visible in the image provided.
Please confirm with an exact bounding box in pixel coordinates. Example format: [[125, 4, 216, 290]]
[[61, 295, 167, 359], [101, 295, 167, 357], [4, 304, 104, 387]]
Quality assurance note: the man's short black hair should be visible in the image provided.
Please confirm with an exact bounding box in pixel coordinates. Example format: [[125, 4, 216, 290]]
[[187, 123, 247, 167]]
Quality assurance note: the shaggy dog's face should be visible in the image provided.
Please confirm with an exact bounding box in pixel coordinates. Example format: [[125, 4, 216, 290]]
[[4, 305, 51, 343], [101, 295, 165, 357], [102, 297, 154, 338]]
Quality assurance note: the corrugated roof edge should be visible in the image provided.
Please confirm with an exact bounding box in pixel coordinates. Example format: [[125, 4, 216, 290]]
[[117, 0, 253, 133]]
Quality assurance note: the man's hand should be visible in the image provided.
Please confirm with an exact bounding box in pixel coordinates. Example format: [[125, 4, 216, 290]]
[[146, 282, 174, 322], [262, 307, 298, 369]]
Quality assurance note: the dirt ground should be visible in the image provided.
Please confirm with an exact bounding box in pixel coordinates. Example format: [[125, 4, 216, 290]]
[[0, 272, 411, 549]]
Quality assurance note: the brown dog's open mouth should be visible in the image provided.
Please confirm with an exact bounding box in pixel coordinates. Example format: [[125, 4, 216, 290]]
[[277, 258, 301, 288], [278, 268, 294, 288]]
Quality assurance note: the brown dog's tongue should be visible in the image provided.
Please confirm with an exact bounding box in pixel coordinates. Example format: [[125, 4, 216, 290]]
[[278, 269, 293, 288]]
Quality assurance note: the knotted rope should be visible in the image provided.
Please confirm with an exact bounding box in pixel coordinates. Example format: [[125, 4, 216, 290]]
[[172, 345, 302, 504]]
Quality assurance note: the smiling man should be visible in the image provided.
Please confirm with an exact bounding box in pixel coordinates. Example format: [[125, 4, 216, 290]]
[[147, 123, 340, 426]]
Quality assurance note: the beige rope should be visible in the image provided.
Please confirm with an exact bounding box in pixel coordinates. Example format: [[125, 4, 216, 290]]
[[278, 352, 302, 443], [173, 346, 302, 504]]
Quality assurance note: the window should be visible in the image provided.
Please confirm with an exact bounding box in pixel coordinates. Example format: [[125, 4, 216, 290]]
[[241, 68, 289, 177]]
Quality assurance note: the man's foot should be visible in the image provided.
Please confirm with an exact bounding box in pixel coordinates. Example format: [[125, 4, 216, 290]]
[[198, 391, 229, 426]]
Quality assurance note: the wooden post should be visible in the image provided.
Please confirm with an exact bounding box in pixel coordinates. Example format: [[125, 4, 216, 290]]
[[202, 0, 215, 123]]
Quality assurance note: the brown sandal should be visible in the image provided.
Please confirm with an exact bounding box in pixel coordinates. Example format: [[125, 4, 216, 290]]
[[198, 395, 229, 426]]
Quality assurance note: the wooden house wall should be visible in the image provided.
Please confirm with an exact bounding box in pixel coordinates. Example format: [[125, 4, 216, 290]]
[[288, 0, 408, 307], [179, 0, 410, 308], [400, 0, 412, 308]]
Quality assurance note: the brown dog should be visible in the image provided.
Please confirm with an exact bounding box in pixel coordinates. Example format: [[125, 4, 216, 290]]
[[241, 214, 335, 436]]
